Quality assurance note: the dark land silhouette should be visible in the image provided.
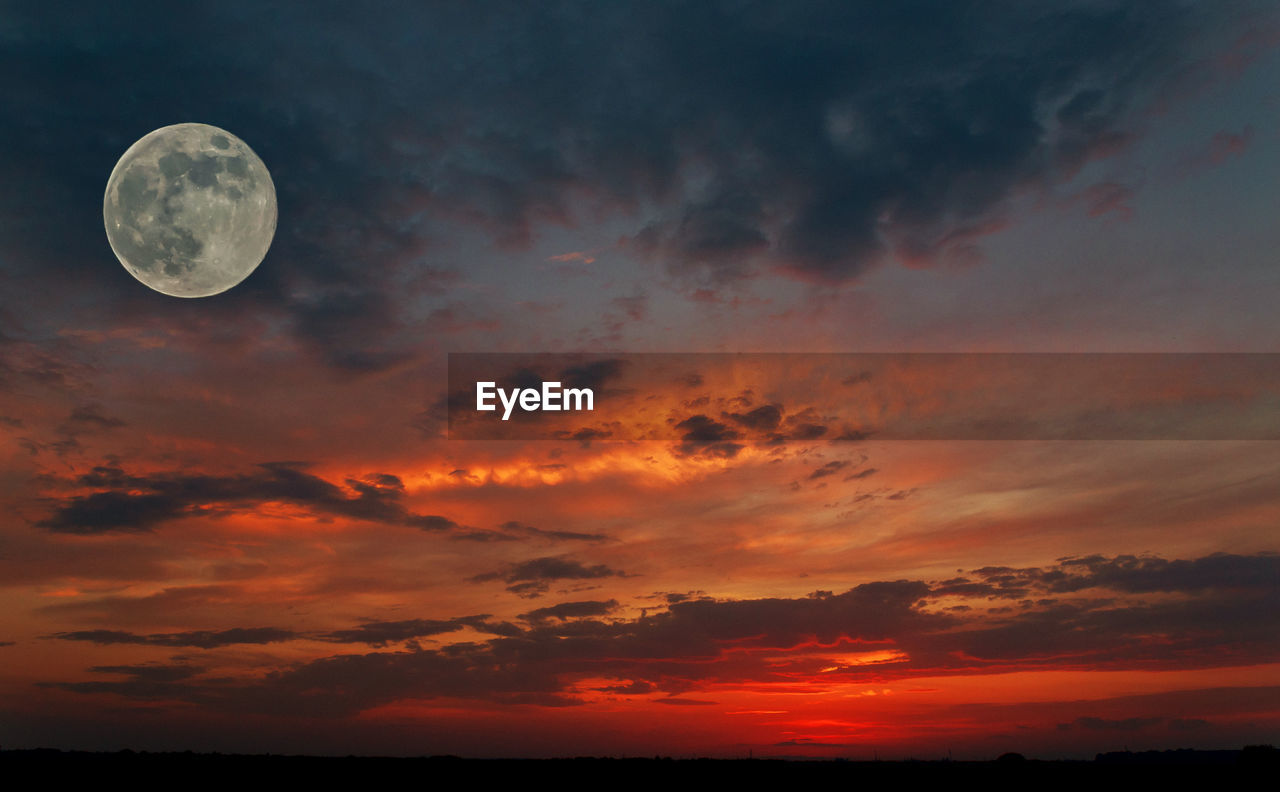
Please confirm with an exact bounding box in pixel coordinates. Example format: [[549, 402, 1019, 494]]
[[3, 745, 1276, 781]]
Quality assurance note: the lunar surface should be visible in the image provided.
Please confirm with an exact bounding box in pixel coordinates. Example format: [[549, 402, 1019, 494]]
[[104, 123, 277, 297]]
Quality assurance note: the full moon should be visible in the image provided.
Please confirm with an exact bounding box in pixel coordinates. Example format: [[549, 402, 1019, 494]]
[[104, 123, 277, 298]]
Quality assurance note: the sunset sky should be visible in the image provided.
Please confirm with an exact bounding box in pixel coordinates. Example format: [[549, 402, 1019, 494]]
[[2, 1, 1279, 759]]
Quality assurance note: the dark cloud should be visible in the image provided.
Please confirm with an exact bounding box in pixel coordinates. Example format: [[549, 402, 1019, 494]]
[[471, 556, 625, 598], [662, 399, 850, 450], [1073, 716, 1165, 732], [596, 680, 656, 695], [37, 491, 188, 534], [51, 627, 296, 649], [724, 405, 783, 431], [635, 190, 768, 283], [50, 619, 525, 651], [1051, 553, 1280, 594], [42, 663, 205, 700], [808, 460, 849, 480], [931, 577, 1022, 600], [290, 288, 410, 373], [673, 415, 743, 458], [660, 592, 708, 605], [86, 664, 203, 683], [492, 521, 611, 543], [787, 423, 829, 441], [60, 404, 126, 435], [521, 599, 619, 623], [557, 359, 628, 393], [38, 552, 1280, 718], [551, 427, 614, 447], [415, 515, 463, 532], [35, 463, 463, 534], [956, 552, 1280, 598], [1, 1, 1250, 369], [831, 428, 873, 443], [51, 579, 936, 715], [623, 1, 1232, 281], [316, 616, 516, 647], [1168, 717, 1211, 731]]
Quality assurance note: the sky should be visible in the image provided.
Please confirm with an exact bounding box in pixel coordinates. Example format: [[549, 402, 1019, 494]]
[[2, 0, 1279, 759]]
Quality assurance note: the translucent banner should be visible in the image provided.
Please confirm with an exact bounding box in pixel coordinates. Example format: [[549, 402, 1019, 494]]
[[446, 353, 1280, 442]]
